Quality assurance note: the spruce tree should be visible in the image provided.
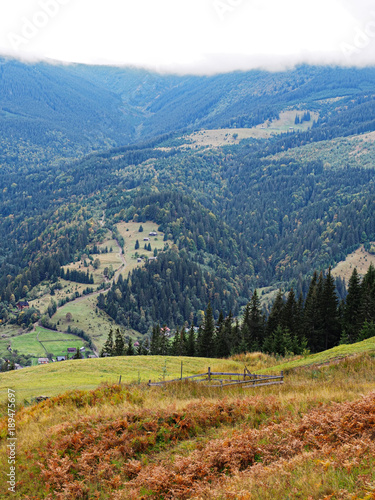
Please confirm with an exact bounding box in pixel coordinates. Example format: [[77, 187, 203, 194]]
[[303, 272, 320, 352], [101, 328, 114, 357], [266, 289, 284, 337], [114, 328, 125, 356], [127, 338, 135, 356], [200, 302, 215, 357], [360, 264, 375, 324], [282, 287, 297, 335], [321, 268, 340, 350], [344, 268, 362, 342], [186, 325, 196, 357], [150, 324, 161, 355], [249, 289, 264, 350]]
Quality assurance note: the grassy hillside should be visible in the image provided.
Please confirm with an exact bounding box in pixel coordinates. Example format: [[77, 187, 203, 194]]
[[0, 344, 374, 498], [1, 335, 374, 401]]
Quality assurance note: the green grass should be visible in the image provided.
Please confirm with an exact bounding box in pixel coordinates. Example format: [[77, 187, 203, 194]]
[[2, 334, 374, 402], [261, 336, 375, 373], [0, 356, 245, 401], [0, 327, 87, 362], [50, 294, 139, 352]]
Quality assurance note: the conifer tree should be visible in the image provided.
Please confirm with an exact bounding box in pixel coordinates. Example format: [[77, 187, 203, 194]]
[[357, 320, 375, 342], [282, 287, 297, 335], [101, 328, 114, 357], [360, 264, 375, 324], [344, 268, 362, 342], [303, 271, 320, 352], [321, 268, 340, 350], [150, 324, 161, 355], [127, 338, 135, 356], [186, 325, 196, 357], [249, 289, 264, 350], [200, 302, 215, 357], [266, 289, 284, 337], [114, 328, 125, 356]]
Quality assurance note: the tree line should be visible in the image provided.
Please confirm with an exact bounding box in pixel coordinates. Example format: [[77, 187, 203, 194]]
[[100, 264, 375, 359]]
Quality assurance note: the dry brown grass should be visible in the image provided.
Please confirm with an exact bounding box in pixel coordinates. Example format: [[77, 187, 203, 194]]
[[1, 352, 374, 499], [331, 244, 375, 282]]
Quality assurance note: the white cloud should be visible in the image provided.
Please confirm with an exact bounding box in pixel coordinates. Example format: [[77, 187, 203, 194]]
[[0, 0, 374, 73]]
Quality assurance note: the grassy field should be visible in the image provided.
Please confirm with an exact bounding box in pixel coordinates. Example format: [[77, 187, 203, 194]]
[[116, 220, 166, 274], [183, 110, 319, 148], [1, 335, 374, 401], [50, 293, 123, 352], [0, 355, 251, 401], [2, 327, 87, 362], [0, 341, 375, 499]]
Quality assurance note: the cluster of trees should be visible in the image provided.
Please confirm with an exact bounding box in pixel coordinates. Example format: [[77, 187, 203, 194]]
[[101, 264, 375, 359], [100, 328, 146, 357], [60, 268, 94, 284], [98, 249, 240, 334], [294, 111, 311, 124]]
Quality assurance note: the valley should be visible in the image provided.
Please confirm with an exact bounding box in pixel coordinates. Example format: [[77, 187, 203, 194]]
[[0, 57, 374, 499]]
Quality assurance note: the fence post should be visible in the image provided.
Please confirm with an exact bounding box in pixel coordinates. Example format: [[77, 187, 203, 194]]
[[118, 375, 122, 385], [181, 361, 183, 381], [281, 370, 284, 382], [243, 368, 246, 381], [208, 366, 211, 382]]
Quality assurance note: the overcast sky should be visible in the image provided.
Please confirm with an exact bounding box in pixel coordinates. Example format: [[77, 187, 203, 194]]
[[0, 0, 375, 73]]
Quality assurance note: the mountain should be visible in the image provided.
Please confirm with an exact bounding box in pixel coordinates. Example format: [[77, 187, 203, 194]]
[[2, 57, 375, 167], [0, 59, 375, 355]]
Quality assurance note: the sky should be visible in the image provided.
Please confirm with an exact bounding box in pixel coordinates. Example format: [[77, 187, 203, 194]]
[[0, 0, 375, 74]]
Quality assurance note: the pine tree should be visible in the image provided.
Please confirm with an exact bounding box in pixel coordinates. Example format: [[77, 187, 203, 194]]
[[101, 328, 114, 357], [127, 338, 135, 356], [135, 240, 139, 250], [357, 320, 375, 342], [200, 302, 215, 357], [186, 325, 196, 357], [303, 272, 320, 352], [282, 287, 297, 335], [249, 289, 264, 350], [360, 264, 375, 324], [344, 268, 362, 342], [114, 328, 125, 356], [150, 324, 161, 355], [321, 268, 340, 350], [266, 289, 284, 337]]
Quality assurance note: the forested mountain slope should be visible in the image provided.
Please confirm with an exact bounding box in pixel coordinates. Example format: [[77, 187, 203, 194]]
[[0, 59, 375, 343]]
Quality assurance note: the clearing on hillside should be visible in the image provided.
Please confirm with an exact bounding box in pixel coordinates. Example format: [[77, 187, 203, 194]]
[[331, 244, 375, 282], [183, 110, 319, 148]]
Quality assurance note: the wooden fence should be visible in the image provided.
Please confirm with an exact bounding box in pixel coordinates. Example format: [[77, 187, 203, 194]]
[[148, 366, 283, 389]]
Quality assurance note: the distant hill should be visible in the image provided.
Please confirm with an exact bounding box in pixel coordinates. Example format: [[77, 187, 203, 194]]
[[2, 58, 375, 168]]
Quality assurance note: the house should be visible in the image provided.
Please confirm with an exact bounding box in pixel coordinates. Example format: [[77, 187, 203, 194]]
[[16, 301, 29, 311], [149, 232, 158, 236], [56, 356, 66, 362], [143, 237, 150, 241], [38, 358, 49, 365], [148, 257, 157, 261], [67, 348, 77, 353], [14, 363, 23, 370], [137, 258, 143, 263]]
